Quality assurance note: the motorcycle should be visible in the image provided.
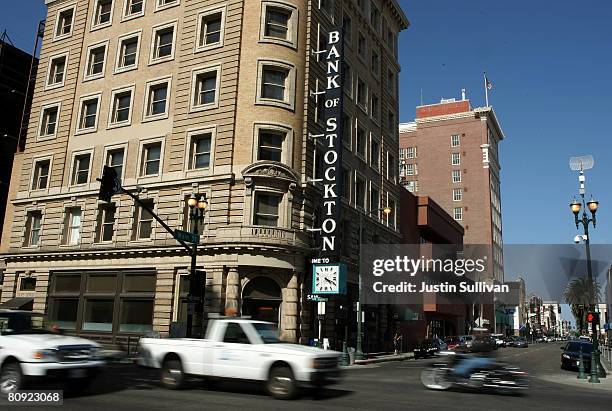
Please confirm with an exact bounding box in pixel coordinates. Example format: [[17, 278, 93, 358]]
[[420, 352, 529, 395]]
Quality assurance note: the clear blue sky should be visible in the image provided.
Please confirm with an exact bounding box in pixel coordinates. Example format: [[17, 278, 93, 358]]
[[2, 2, 611, 245]]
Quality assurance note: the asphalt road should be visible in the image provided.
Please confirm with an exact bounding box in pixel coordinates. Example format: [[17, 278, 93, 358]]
[[7, 342, 612, 411]]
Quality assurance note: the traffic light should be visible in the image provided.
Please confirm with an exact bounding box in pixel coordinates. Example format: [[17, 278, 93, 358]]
[[97, 166, 119, 202], [587, 312, 599, 324]]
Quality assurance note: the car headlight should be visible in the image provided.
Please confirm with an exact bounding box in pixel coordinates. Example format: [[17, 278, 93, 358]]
[[33, 349, 58, 361], [562, 354, 570, 359]]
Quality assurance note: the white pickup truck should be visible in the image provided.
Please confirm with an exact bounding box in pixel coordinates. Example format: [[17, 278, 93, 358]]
[[0, 310, 105, 394], [138, 318, 342, 399]]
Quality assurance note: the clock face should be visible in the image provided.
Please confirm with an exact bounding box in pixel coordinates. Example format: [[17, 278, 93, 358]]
[[314, 265, 339, 293]]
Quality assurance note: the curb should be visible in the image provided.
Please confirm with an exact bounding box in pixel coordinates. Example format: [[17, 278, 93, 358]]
[[353, 353, 414, 365]]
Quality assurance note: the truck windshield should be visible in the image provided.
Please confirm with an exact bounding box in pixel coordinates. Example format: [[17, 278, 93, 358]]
[[0, 313, 48, 335], [253, 323, 281, 343]]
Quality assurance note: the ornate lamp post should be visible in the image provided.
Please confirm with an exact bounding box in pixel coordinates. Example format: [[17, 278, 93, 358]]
[[186, 193, 208, 338], [356, 206, 392, 360], [570, 195, 605, 382]]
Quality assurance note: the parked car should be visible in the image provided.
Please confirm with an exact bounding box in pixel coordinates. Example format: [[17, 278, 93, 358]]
[[0, 310, 105, 394], [443, 336, 463, 350], [561, 341, 593, 372], [414, 338, 448, 359], [491, 334, 506, 348], [505, 336, 516, 347], [138, 318, 341, 400], [482, 335, 499, 350], [514, 337, 529, 348], [458, 335, 492, 353]]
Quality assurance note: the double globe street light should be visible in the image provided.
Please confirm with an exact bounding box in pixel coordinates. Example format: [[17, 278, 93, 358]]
[[570, 195, 605, 382], [186, 193, 208, 338]]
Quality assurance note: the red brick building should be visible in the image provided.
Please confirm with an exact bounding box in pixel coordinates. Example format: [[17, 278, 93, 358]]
[[399, 98, 504, 282], [398, 98, 505, 332], [398, 190, 469, 348]]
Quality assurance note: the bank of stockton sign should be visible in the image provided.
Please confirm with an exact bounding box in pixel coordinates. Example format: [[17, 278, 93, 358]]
[[319, 29, 343, 255]]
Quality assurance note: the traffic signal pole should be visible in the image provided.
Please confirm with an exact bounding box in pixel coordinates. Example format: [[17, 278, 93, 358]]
[[97, 166, 202, 337]]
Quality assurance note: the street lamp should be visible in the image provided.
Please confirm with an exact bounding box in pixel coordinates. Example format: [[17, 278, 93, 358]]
[[356, 206, 392, 360], [186, 193, 208, 338], [569, 194, 605, 382]]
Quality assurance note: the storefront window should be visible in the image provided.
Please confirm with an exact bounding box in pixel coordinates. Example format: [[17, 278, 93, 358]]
[[119, 300, 154, 332], [82, 299, 114, 331], [49, 299, 79, 330], [54, 275, 81, 292], [123, 275, 156, 293], [87, 275, 117, 293], [50, 271, 154, 335]]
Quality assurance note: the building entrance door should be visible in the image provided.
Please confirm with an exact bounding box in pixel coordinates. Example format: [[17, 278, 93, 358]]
[[241, 277, 282, 324]]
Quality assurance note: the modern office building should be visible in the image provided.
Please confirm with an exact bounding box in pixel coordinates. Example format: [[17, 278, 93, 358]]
[[0, 0, 408, 349], [398, 97, 505, 283]]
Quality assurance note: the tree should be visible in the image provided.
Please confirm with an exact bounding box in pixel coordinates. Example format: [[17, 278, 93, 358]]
[[563, 277, 601, 334]]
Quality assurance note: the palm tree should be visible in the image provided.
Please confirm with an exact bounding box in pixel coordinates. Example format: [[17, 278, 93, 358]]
[[563, 277, 601, 334]]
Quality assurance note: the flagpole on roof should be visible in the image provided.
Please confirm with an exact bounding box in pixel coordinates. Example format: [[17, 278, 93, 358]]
[[483, 71, 489, 107]]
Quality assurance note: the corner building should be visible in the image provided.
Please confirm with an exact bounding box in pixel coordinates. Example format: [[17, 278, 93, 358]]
[[1, 0, 408, 349]]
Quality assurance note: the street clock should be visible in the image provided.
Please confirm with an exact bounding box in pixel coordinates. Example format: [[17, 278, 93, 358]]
[[312, 263, 346, 295]]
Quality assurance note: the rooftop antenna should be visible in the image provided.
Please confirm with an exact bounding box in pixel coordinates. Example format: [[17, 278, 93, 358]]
[[569, 155, 594, 198]]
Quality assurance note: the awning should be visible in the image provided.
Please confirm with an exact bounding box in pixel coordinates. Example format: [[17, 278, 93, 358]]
[[0, 297, 34, 310]]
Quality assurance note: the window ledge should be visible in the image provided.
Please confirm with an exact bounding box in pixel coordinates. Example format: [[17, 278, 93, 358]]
[[83, 73, 105, 82], [121, 13, 145, 23], [90, 22, 113, 32], [254, 99, 294, 112], [45, 82, 65, 91], [190, 102, 219, 113], [194, 43, 224, 54], [36, 134, 57, 142], [142, 113, 169, 123], [107, 121, 132, 130], [259, 37, 297, 50], [75, 127, 98, 136], [149, 55, 175, 67]]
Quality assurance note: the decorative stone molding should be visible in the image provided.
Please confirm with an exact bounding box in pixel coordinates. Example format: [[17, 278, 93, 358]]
[[241, 161, 300, 185]]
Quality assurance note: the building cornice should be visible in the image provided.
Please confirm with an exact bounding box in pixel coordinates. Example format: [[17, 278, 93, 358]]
[[473, 106, 506, 141], [398, 122, 417, 133], [388, 0, 410, 30]]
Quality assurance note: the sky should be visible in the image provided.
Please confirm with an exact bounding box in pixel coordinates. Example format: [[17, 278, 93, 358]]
[[2, 1, 611, 322]]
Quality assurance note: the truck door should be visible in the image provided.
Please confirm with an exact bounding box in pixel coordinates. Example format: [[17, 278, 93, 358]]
[[212, 322, 256, 379]]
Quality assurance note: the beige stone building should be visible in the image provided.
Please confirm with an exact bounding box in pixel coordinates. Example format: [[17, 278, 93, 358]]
[[0, 0, 408, 350]]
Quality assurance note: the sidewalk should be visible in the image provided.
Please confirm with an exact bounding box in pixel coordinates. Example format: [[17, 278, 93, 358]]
[[350, 352, 414, 366], [537, 359, 612, 392]]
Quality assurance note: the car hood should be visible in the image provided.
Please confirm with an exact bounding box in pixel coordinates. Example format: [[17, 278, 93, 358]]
[[2, 333, 100, 349], [564, 351, 592, 358], [265, 343, 340, 357]]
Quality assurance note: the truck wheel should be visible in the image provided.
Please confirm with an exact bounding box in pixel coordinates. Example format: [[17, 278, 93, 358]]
[[1, 362, 24, 394], [267, 366, 297, 400], [161, 359, 185, 390]]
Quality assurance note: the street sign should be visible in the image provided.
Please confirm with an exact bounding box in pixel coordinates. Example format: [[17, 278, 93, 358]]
[[174, 229, 200, 244], [307, 294, 328, 302]]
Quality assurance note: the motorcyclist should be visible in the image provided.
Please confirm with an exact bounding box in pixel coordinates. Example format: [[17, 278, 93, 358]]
[[451, 341, 496, 379]]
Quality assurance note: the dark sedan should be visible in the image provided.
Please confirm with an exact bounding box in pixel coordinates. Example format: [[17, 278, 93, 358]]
[[414, 338, 447, 359], [561, 341, 593, 372], [514, 337, 528, 348]]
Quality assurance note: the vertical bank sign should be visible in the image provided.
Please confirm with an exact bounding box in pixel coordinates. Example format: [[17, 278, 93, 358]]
[[320, 29, 344, 257], [310, 27, 346, 296]]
